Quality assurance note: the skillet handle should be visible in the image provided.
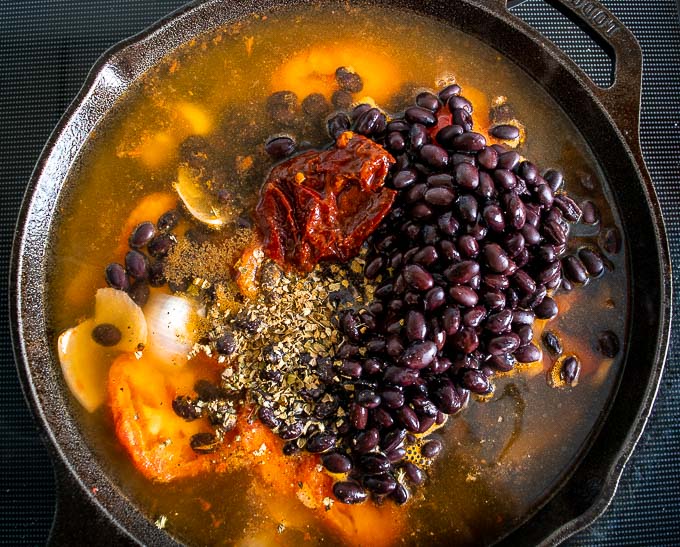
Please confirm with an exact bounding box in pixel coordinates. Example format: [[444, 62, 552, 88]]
[[494, 0, 643, 149]]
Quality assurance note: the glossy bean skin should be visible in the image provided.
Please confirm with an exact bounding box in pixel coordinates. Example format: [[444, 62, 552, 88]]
[[333, 482, 368, 504]]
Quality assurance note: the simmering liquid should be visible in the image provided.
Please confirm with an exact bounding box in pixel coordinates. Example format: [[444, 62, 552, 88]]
[[47, 4, 627, 545]]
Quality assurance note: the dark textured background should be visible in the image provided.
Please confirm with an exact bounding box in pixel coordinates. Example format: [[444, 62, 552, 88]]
[[1, 0, 678, 544]]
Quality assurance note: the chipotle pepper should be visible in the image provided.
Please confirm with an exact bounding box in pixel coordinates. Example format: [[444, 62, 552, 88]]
[[256, 132, 396, 272]]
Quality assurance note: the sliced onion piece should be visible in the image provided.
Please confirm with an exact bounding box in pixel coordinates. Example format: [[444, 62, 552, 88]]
[[94, 287, 148, 352], [58, 319, 110, 413], [143, 291, 201, 366], [174, 165, 231, 228]]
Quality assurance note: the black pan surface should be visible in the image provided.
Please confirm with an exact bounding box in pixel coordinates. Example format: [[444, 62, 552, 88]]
[[2, 1, 676, 547]]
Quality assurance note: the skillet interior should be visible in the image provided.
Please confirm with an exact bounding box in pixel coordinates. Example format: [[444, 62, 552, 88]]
[[10, 0, 671, 545]]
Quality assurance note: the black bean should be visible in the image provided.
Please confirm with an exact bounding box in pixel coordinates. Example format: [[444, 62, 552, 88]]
[[486, 309, 513, 334], [190, 432, 220, 454], [147, 234, 175, 258], [483, 273, 510, 291], [562, 255, 588, 284], [214, 332, 237, 355], [521, 223, 541, 246], [534, 296, 558, 320], [475, 145, 497, 170], [405, 311, 427, 342], [448, 95, 473, 113], [335, 66, 363, 92], [357, 390, 381, 409], [157, 210, 180, 232], [172, 395, 201, 421], [323, 452, 352, 473], [333, 481, 368, 504], [390, 483, 408, 505], [413, 247, 439, 266], [387, 131, 407, 153], [408, 123, 428, 149], [461, 368, 490, 394], [359, 453, 391, 475], [350, 403, 369, 430], [456, 194, 478, 223], [452, 132, 486, 152], [355, 108, 386, 136], [482, 203, 505, 234], [541, 331, 562, 357], [124, 250, 148, 280], [396, 406, 420, 432], [497, 150, 520, 171], [257, 406, 281, 429], [597, 330, 620, 358], [405, 106, 437, 126], [510, 311, 533, 330], [381, 428, 407, 453], [424, 186, 455, 206], [444, 260, 480, 284], [450, 327, 479, 353], [386, 447, 407, 464], [488, 353, 516, 372], [491, 124, 520, 140], [127, 280, 149, 307], [421, 439, 443, 458], [306, 432, 337, 454], [506, 194, 526, 230], [383, 366, 419, 388], [420, 144, 449, 168], [543, 218, 567, 245], [279, 421, 303, 440], [579, 248, 604, 276], [512, 270, 536, 295], [327, 112, 351, 139], [416, 91, 441, 112], [399, 341, 437, 370], [403, 264, 434, 291], [561, 356, 581, 385], [515, 343, 541, 363], [436, 124, 464, 149], [264, 135, 296, 159], [372, 407, 394, 428], [493, 169, 517, 191], [432, 380, 464, 414], [147, 260, 165, 287], [267, 90, 299, 125], [544, 169, 564, 192], [449, 286, 479, 307], [386, 336, 405, 359], [452, 107, 473, 131], [488, 334, 521, 355], [482, 291, 506, 311], [601, 226, 622, 254], [366, 473, 398, 495], [484, 243, 509, 273], [91, 323, 121, 347], [437, 212, 459, 237], [516, 324, 534, 346], [129, 221, 156, 249], [105, 263, 129, 291], [439, 84, 461, 101], [463, 306, 486, 328], [399, 463, 424, 489], [331, 89, 353, 110], [554, 195, 582, 222], [364, 255, 385, 280]]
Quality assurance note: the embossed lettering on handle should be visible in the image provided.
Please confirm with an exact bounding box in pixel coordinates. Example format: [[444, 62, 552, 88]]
[[565, 0, 620, 37]]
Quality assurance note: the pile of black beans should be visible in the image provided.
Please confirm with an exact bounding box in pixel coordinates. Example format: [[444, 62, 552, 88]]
[[278, 83, 615, 506], [103, 209, 181, 310]]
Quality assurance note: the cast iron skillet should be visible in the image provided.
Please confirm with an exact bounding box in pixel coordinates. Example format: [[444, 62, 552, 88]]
[[10, 0, 672, 545]]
